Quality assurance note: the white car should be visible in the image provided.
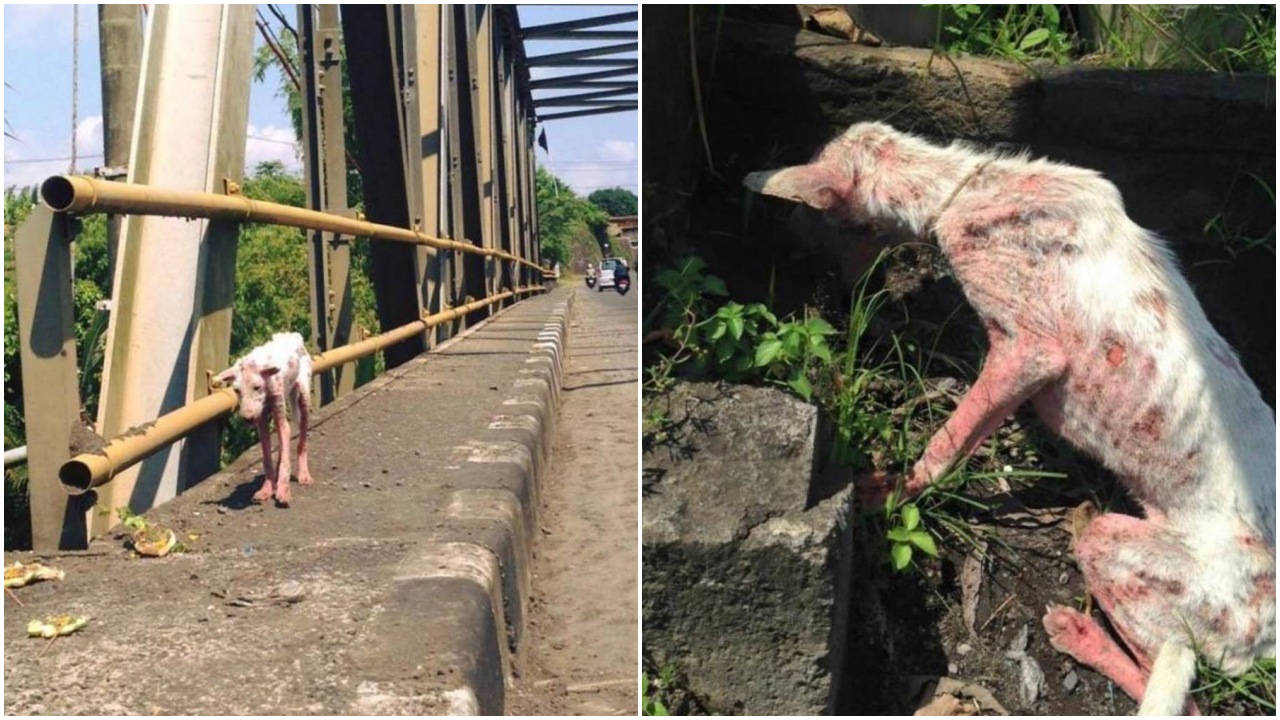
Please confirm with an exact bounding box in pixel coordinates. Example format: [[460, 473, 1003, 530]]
[[597, 258, 619, 291]]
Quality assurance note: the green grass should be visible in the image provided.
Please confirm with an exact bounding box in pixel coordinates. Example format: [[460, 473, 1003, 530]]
[[927, 4, 1276, 75], [1195, 656, 1276, 713]]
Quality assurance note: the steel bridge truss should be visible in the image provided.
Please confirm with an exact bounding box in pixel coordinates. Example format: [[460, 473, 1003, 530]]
[[12, 5, 568, 551]]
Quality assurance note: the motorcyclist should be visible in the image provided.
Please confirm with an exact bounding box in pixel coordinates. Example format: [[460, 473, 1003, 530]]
[[613, 258, 630, 283]]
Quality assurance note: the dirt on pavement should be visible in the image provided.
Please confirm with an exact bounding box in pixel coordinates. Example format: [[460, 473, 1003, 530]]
[[507, 284, 639, 716]]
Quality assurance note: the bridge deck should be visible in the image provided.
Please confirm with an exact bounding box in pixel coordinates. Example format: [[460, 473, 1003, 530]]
[[3, 287, 595, 715]]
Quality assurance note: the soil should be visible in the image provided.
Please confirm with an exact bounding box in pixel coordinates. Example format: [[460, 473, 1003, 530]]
[[507, 285, 639, 716]]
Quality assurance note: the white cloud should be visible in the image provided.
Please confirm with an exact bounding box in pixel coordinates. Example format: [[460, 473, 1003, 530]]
[[540, 137, 637, 198], [75, 115, 104, 155], [244, 124, 301, 174], [600, 139, 637, 162]]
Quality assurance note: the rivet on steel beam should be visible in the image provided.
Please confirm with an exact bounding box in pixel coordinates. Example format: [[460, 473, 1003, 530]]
[[223, 178, 242, 195]]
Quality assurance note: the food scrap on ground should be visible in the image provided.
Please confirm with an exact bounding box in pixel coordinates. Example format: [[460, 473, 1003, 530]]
[[26, 615, 90, 639]]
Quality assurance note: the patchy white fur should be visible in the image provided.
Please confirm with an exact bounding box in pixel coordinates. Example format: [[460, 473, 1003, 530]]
[[217, 332, 314, 504], [746, 121, 1276, 715]]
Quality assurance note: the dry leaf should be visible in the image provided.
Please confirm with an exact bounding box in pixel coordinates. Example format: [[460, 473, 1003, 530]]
[[960, 539, 988, 637]]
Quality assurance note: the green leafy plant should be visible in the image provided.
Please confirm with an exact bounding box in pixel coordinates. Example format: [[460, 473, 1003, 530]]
[[885, 502, 940, 571], [700, 301, 773, 379], [754, 314, 836, 400], [642, 665, 679, 716], [931, 4, 1075, 66]]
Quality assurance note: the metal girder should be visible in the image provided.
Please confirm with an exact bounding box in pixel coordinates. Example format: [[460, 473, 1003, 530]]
[[298, 4, 355, 405], [525, 42, 637, 66], [405, 4, 445, 346], [92, 5, 254, 538], [533, 87, 636, 107], [458, 6, 492, 324], [525, 57, 635, 68], [528, 79, 635, 91], [340, 4, 425, 369], [536, 104, 636, 121], [13, 208, 88, 551], [517, 29, 635, 41], [519, 10, 637, 35], [526, 65, 636, 88]]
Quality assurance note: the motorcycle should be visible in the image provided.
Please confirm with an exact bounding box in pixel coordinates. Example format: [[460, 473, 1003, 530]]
[[615, 276, 631, 296], [585, 274, 596, 289]]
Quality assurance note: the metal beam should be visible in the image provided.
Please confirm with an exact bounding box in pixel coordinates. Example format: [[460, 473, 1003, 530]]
[[525, 57, 636, 68], [525, 42, 637, 66], [407, 4, 444, 346], [533, 87, 636, 107], [537, 104, 637, 121], [517, 29, 636, 41], [527, 65, 636, 88], [519, 11, 637, 35], [529, 79, 635, 91], [14, 208, 88, 550], [341, 4, 425, 369]]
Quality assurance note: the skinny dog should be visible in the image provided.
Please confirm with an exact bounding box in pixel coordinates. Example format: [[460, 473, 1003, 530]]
[[745, 122, 1275, 715], [216, 332, 314, 506]]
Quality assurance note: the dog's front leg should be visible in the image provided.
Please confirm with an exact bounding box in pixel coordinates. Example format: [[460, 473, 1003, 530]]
[[253, 413, 276, 503], [860, 330, 1068, 505]]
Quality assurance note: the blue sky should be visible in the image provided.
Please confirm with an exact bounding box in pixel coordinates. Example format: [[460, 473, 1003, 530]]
[[2, 4, 638, 198]]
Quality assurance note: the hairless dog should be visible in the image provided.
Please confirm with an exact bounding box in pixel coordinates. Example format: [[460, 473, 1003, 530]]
[[745, 122, 1275, 715], [216, 332, 314, 507]]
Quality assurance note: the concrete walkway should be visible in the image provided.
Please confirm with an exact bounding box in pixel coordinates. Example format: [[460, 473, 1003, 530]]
[[3, 287, 601, 715]]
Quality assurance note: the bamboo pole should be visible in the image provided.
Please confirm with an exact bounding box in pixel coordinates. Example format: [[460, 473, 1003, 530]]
[[39, 175, 547, 274], [60, 286, 546, 494]]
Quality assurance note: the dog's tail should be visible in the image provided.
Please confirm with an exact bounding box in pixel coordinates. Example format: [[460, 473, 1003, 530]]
[[1138, 641, 1197, 716]]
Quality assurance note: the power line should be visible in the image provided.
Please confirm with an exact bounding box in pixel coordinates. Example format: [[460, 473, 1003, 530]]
[[5, 153, 104, 165]]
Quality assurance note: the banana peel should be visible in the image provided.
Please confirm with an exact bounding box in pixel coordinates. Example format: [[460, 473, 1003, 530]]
[[27, 615, 89, 639], [131, 525, 177, 557], [5, 561, 66, 588]]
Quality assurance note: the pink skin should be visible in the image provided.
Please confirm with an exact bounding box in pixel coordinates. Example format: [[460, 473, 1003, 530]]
[[745, 122, 1275, 714], [219, 335, 314, 507]]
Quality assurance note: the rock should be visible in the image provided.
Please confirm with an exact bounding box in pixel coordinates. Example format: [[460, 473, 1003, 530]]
[[1018, 655, 1046, 706], [643, 382, 854, 715], [956, 643, 972, 656], [1062, 669, 1079, 692]]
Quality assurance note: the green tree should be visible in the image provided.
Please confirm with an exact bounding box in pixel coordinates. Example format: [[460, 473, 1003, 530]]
[[587, 187, 637, 217], [252, 24, 364, 208], [536, 167, 609, 268]]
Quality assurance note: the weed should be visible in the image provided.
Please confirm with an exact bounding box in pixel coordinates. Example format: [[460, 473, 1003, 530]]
[[1194, 656, 1276, 713], [1202, 175, 1275, 261], [931, 4, 1075, 66], [642, 667, 675, 716], [885, 502, 940, 571]]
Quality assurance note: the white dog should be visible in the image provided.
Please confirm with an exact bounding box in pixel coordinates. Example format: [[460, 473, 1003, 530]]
[[745, 122, 1275, 715], [217, 332, 314, 506]]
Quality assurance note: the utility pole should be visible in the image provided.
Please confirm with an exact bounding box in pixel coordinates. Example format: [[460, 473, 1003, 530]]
[[97, 4, 144, 287]]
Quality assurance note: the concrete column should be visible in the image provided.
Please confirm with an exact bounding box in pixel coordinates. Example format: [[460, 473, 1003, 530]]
[[92, 5, 254, 535]]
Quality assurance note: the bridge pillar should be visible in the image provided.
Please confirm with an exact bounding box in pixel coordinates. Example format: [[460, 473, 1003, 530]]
[[91, 5, 254, 536]]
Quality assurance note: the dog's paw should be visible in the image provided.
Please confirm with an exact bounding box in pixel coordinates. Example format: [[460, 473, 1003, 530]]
[[252, 483, 274, 503]]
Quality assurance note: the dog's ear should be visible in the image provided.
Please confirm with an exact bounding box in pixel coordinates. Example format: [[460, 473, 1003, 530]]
[[213, 367, 240, 389], [743, 164, 851, 211]]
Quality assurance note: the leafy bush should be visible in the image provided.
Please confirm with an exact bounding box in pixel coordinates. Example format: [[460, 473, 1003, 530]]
[[535, 167, 609, 268]]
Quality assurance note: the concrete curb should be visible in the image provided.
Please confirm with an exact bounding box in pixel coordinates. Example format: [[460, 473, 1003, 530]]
[[405, 289, 576, 715]]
